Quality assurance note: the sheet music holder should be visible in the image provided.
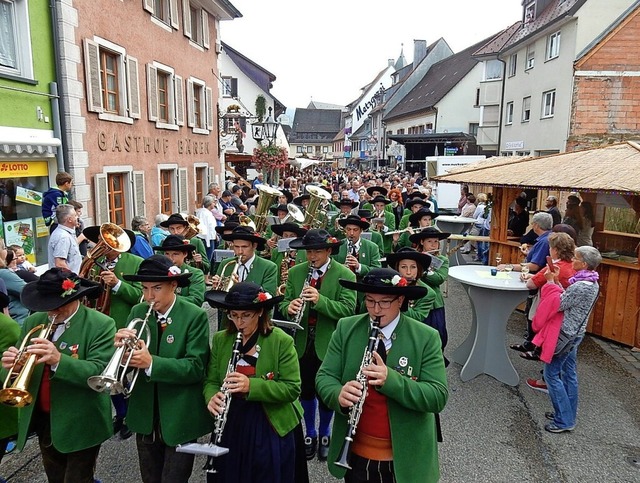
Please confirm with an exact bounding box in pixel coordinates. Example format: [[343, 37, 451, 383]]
[[176, 443, 229, 457], [361, 232, 372, 241], [267, 215, 278, 226], [271, 319, 304, 331], [213, 249, 234, 262], [276, 237, 296, 253]]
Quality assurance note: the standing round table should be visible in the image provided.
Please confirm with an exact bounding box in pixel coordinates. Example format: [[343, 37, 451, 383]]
[[435, 215, 477, 267], [449, 265, 530, 386]]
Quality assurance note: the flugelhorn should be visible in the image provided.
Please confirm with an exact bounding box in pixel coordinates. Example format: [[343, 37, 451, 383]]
[[213, 256, 241, 292], [0, 315, 58, 407], [87, 303, 154, 397]]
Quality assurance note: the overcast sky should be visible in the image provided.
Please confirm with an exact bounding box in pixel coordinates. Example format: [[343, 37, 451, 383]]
[[221, 0, 524, 110]]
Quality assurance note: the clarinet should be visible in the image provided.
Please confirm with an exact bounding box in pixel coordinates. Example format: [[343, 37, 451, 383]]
[[292, 264, 315, 330], [335, 316, 382, 470], [213, 331, 243, 445]]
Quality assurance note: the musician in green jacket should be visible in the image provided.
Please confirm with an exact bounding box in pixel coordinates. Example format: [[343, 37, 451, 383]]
[[269, 222, 308, 291], [154, 234, 206, 307], [160, 213, 211, 274], [397, 195, 431, 230], [316, 268, 448, 483], [121, 255, 211, 482], [0, 290, 20, 466], [333, 215, 382, 281], [1, 269, 115, 482], [204, 282, 304, 482], [393, 207, 437, 251], [279, 229, 356, 462]]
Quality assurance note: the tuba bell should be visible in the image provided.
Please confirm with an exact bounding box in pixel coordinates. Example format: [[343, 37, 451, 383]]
[[0, 315, 58, 407], [181, 214, 202, 240], [253, 185, 283, 234], [282, 203, 305, 224], [303, 185, 332, 230]]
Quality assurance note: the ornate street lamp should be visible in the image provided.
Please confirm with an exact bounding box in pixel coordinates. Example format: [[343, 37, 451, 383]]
[[262, 107, 279, 146]]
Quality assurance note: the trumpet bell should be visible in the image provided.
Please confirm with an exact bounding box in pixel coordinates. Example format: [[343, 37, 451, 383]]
[[87, 375, 125, 395], [0, 387, 32, 408]]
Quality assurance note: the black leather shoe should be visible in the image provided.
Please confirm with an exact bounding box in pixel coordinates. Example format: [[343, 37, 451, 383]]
[[119, 424, 133, 440], [318, 436, 330, 461], [112, 416, 124, 435], [304, 436, 317, 460]]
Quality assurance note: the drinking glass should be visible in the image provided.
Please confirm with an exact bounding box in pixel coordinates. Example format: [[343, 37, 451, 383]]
[[520, 262, 530, 276], [495, 253, 502, 266], [504, 264, 513, 273]]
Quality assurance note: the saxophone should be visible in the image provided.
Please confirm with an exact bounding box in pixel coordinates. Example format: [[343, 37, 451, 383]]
[[292, 264, 314, 329], [276, 249, 295, 296], [335, 316, 382, 470]]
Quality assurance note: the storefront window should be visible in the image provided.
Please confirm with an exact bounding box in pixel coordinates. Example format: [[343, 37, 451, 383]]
[[0, 161, 51, 267]]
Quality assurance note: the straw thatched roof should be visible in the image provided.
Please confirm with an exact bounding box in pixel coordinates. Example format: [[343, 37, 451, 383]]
[[433, 142, 640, 194]]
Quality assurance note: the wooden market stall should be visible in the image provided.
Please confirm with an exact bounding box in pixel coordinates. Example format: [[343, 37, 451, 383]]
[[433, 142, 640, 348]]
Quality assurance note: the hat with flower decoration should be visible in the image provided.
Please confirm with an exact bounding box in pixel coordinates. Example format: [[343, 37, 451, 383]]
[[205, 282, 283, 311], [288, 228, 343, 254], [21, 268, 102, 311], [123, 254, 191, 287], [338, 267, 427, 300], [153, 234, 196, 253]]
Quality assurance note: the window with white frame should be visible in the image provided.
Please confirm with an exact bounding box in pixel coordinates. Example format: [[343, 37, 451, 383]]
[[542, 90, 556, 118], [187, 77, 213, 134], [525, 44, 535, 70], [222, 77, 237, 97], [307, 146, 313, 154], [146, 61, 183, 129], [143, 0, 179, 30], [505, 102, 514, 125], [182, 0, 210, 49], [322, 146, 329, 153], [525, 2, 536, 23], [546, 31, 561, 60], [296, 146, 303, 153], [84, 37, 141, 123], [522, 96, 531, 122], [0, 0, 34, 80], [508, 54, 517, 77], [484, 59, 502, 81]]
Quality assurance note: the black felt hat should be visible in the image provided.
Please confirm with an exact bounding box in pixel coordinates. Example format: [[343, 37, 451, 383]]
[[336, 198, 359, 209], [367, 186, 388, 197], [21, 268, 101, 311], [409, 226, 450, 244], [205, 282, 283, 311], [409, 208, 438, 226], [293, 194, 310, 206], [215, 221, 240, 235], [153, 234, 196, 252], [270, 204, 289, 216], [160, 213, 189, 228], [289, 229, 343, 254], [82, 224, 136, 251], [271, 223, 308, 238], [405, 198, 431, 210], [339, 267, 427, 299], [280, 190, 294, 204], [385, 247, 432, 272], [221, 225, 267, 250], [370, 195, 391, 206], [123, 254, 191, 287], [337, 214, 370, 231]]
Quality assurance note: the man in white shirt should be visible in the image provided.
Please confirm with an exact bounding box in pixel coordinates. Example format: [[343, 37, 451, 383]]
[[47, 204, 82, 274]]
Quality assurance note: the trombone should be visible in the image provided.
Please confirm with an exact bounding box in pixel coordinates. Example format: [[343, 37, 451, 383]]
[[87, 303, 154, 397], [0, 315, 58, 408]]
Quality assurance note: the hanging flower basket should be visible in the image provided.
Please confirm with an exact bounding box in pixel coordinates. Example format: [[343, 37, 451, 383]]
[[252, 145, 288, 185]]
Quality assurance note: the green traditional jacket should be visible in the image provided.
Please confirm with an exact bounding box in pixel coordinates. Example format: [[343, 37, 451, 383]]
[[421, 254, 449, 309], [332, 237, 382, 280], [125, 298, 211, 446], [15, 306, 116, 453], [204, 327, 302, 437], [278, 261, 356, 360], [178, 263, 205, 307], [0, 314, 20, 440], [188, 236, 210, 274], [215, 255, 278, 296], [90, 252, 143, 329], [270, 247, 307, 288], [316, 313, 448, 483]]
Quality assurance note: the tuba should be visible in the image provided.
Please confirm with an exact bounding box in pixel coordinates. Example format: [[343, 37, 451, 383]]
[[181, 214, 202, 240], [0, 315, 58, 407], [303, 185, 331, 229], [254, 185, 283, 234], [87, 303, 154, 397], [282, 203, 304, 224], [79, 223, 132, 313]]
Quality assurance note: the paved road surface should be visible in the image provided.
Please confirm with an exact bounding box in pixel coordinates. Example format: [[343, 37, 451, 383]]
[[2, 279, 639, 482]]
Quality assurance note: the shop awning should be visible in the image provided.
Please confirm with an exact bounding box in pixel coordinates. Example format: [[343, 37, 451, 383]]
[[388, 132, 476, 144], [0, 136, 61, 156], [432, 141, 640, 194], [288, 158, 334, 170]]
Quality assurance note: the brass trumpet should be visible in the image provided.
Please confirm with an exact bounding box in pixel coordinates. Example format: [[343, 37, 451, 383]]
[[0, 315, 58, 407], [214, 257, 241, 292], [87, 303, 154, 396]]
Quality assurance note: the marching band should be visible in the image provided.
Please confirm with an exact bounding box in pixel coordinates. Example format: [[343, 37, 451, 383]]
[[0, 182, 450, 483]]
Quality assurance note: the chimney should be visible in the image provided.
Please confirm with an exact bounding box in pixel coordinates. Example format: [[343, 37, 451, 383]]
[[414, 39, 427, 65], [388, 58, 395, 67]]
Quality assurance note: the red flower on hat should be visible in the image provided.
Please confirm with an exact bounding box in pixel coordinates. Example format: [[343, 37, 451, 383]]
[[361, 217, 368, 222], [183, 239, 189, 245], [61, 279, 78, 297], [168, 266, 182, 276], [328, 237, 338, 244], [254, 292, 272, 303], [396, 277, 408, 287]]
